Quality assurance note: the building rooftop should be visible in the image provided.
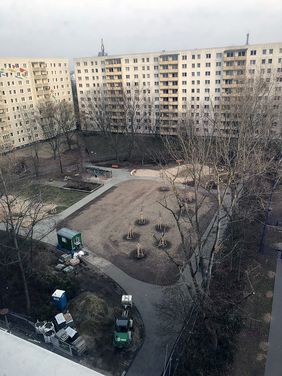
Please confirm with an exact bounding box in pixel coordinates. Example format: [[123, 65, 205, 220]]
[[57, 227, 80, 239], [74, 41, 282, 60], [0, 330, 105, 376]]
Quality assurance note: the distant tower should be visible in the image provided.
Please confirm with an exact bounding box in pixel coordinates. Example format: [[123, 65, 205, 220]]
[[98, 39, 108, 56], [246, 33, 250, 45]]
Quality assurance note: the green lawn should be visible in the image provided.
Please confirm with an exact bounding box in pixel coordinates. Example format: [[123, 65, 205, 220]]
[[21, 184, 89, 213]]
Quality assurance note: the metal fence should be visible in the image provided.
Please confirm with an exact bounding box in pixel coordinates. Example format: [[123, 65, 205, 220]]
[[162, 305, 199, 376]]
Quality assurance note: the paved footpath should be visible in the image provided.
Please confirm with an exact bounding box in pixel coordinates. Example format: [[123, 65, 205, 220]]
[[35, 166, 231, 376], [264, 187, 282, 376], [264, 256, 282, 376]]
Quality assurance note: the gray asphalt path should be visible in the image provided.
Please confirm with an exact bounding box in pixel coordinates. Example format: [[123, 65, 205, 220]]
[[264, 256, 282, 376]]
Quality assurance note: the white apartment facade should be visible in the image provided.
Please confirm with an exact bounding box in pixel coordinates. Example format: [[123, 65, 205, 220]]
[[0, 57, 73, 149], [74, 42, 282, 135]]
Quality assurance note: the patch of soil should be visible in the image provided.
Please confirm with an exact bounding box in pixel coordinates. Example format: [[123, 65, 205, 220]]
[[129, 249, 148, 260], [64, 180, 101, 192], [134, 219, 150, 226], [154, 225, 170, 233], [122, 233, 141, 242], [158, 186, 170, 192], [153, 239, 172, 250]]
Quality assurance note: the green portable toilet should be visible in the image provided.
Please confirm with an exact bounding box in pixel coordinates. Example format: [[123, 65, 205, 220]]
[[57, 227, 83, 253]]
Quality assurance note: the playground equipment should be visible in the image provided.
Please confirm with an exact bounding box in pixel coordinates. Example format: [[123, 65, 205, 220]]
[[113, 295, 133, 348]]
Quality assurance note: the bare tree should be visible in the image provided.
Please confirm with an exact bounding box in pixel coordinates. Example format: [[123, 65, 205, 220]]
[[0, 157, 50, 313], [55, 101, 76, 151], [36, 100, 64, 173], [81, 86, 124, 162], [19, 106, 41, 177], [81, 83, 159, 162], [160, 74, 281, 303]]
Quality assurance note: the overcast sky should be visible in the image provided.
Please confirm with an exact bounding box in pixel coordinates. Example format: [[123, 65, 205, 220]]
[[1, 0, 282, 66]]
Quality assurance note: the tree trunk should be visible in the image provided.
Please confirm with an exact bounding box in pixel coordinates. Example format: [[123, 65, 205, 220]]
[[58, 152, 63, 174]]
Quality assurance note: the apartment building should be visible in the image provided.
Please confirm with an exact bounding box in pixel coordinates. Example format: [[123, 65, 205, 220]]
[[74, 42, 282, 135], [0, 57, 73, 150]]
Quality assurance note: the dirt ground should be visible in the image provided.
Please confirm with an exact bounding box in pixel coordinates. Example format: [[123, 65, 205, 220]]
[[133, 163, 211, 184], [0, 236, 143, 376], [13, 141, 83, 178], [64, 179, 216, 285]]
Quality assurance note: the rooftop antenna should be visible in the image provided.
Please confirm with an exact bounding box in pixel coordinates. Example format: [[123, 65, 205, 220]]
[[246, 33, 249, 45], [98, 38, 108, 56]]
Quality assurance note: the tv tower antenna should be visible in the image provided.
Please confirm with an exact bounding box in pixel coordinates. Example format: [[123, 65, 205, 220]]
[[246, 33, 250, 45], [98, 38, 108, 56]]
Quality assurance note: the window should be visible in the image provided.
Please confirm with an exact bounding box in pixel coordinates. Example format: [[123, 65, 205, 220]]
[[206, 62, 211, 67], [205, 71, 210, 76], [206, 53, 211, 58], [192, 54, 195, 59], [262, 59, 266, 64], [250, 50, 256, 55], [182, 55, 187, 60], [182, 64, 187, 68], [216, 53, 222, 58], [250, 60, 256, 65], [268, 59, 272, 64], [216, 62, 221, 67], [262, 49, 267, 55], [269, 49, 273, 54], [154, 57, 158, 62], [125, 59, 129, 63], [133, 58, 138, 63], [238, 51, 246, 56]]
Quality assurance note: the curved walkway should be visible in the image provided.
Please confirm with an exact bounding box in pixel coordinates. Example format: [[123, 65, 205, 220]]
[[36, 166, 230, 376]]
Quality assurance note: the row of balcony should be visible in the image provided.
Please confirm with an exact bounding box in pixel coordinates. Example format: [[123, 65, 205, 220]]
[[223, 55, 247, 62], [222, 64, 246, 71]]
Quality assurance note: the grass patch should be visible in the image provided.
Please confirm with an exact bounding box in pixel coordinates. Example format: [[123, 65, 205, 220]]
[[21, 184, 89, 213]]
